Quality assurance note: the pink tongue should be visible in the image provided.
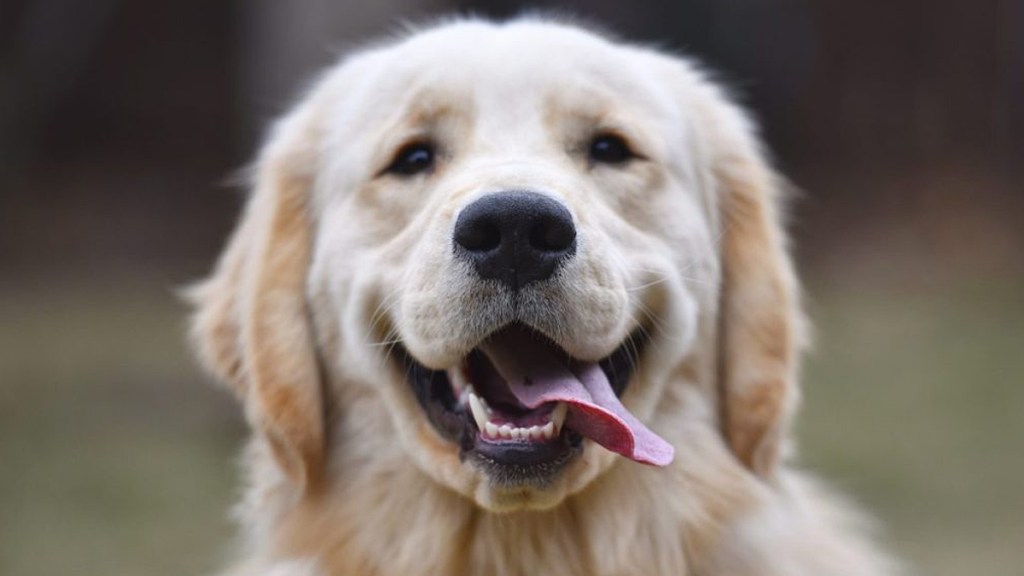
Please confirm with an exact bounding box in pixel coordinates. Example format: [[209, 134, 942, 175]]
[[480, 329, 674, 466]]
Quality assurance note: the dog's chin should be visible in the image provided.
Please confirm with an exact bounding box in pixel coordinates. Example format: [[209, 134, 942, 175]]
[[395, 323, 647, 508]]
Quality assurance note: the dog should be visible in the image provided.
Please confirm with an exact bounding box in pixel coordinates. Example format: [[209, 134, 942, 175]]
[[189, 17, 896, 576]]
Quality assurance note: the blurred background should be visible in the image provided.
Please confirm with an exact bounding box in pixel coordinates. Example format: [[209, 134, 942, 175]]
[[1, 1, 1022, 574]]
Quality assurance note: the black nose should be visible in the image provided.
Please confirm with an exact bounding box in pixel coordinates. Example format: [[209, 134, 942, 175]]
[[453, 191, 577, 290]]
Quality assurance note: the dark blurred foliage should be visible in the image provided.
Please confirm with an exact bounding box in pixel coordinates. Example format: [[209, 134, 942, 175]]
[[0, 0, 238, 280], [2, 0, 1022, 284]]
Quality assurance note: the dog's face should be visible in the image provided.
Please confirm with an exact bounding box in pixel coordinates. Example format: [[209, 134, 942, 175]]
[[309, 23, 714, 509], [191, 20, 801, 513]]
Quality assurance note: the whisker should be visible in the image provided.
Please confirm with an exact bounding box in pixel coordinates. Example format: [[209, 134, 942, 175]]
[[385, 339, 403, 366], [368, 334, 403, 349], [625, 330, 641, 377], [368, 287, 402, 334], [678, 275, 717, 287], [627, 276, 670, 292], [633, 297, 690, 349]]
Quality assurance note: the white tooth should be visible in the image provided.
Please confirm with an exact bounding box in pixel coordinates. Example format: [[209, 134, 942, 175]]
[[499, 424, 513, 439], [476, 394, 492, 414], [485, 422, 500, 438], [528, 425, 543, 440], [541, 421, 555, 439], [512, 428, 525, 440], [551, 402, 568, 433], [468, 393, 489, 431]]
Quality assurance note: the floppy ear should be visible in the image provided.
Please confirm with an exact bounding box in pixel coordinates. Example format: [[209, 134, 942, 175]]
[[705, 93, 805, 480], [188, 108, 324, 490]]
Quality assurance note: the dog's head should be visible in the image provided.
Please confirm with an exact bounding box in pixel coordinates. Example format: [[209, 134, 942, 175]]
[[189, 19, 802, 512]]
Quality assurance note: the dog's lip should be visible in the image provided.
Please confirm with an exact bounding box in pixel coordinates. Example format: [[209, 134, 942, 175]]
[[396, 324, 648, 481]]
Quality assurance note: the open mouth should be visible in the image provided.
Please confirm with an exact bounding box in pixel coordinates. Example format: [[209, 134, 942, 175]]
[[399, 323, 673, 487]]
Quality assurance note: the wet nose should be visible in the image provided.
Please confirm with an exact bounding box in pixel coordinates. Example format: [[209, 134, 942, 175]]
[[453, 191, 577, 291]]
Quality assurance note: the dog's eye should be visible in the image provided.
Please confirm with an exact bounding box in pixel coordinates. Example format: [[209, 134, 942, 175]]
[[588, 133, 634, 165], [385, 141, 436, 176]]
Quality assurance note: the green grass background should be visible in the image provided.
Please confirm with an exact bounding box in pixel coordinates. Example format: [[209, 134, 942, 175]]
[[1, 276, 1021, 575]]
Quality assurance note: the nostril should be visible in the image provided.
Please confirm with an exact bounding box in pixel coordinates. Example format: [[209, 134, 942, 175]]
[[530, 216, 576, 253], [455, 216, 501, 252]]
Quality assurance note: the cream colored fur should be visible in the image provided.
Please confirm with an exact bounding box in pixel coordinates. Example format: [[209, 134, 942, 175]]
[[189, 17, 896, 576]]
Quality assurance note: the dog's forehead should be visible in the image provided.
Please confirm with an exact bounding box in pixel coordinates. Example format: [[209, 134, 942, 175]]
[[393, 20, 624, 79], [343, 21, 671, 126]]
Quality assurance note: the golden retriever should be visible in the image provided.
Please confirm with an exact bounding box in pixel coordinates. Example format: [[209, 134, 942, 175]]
[[189, 17, 896, 576]]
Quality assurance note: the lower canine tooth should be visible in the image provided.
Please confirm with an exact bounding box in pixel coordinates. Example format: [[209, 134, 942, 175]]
[[551, 402, 568, 433], [468, 393, 488, 431], [484, 422, 499, 438], [541, 421, 555, 439]]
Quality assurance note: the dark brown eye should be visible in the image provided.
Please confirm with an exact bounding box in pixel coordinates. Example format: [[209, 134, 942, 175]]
[[589, 133, 634, 165], [385, 141, 436, 176]]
